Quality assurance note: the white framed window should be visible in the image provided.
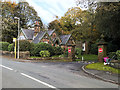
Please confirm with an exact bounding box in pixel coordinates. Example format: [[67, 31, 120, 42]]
[[19, 36, 25, 40]]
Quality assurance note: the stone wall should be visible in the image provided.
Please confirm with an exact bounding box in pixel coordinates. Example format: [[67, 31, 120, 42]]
[[109, 60, 120, 69], [0, 50, 30, 59]]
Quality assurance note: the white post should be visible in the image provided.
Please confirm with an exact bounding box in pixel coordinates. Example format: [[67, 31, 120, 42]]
[[82, 56, 84, 61]]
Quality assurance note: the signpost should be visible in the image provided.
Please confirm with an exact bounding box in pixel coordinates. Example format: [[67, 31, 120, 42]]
[[13, 38, 16, 59], [99, 48, 103, 53], [68, 48, 71, 53]]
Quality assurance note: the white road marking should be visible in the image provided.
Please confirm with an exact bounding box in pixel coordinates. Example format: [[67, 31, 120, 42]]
[[41, 66, 47, 68], [21, 73, 57, 89], [0, 64, 13, 71]]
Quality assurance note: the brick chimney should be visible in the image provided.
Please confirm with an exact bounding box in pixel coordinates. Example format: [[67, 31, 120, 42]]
[[34, 20, 40, 37]]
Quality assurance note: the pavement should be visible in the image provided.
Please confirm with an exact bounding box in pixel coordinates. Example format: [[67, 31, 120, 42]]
[[82, 64, 120, 85], [1, 55, 120, 88]]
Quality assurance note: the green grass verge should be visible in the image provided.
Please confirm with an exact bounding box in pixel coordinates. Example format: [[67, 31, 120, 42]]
[[30, 56, 41, 58], [51, 55, 60, 57], [76, 54, 98, 61], [86, 62, 120, 74]]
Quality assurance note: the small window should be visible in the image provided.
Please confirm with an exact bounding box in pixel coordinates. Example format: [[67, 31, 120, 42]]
[[19, 36, 25, 40]]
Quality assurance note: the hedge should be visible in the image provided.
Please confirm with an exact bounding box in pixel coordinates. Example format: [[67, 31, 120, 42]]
[[116, 50, 120, 60], [16, 40, 31, 51], [0, 42, 10, 51], [75, 48, 82, 56], [8, 43, 14, 52], [31, 43, 54, 56], [54, 46, 64, 55]]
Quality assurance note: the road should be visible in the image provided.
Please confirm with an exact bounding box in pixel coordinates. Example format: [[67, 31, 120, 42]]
[[0, 56, 119, 89]]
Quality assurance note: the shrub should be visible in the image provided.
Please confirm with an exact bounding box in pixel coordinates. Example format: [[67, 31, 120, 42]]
[[116, 50, 120, 60], [32, 43, 54, 56], [8, 43, 14, 52], [108, 52, 116, 59], [30, 42, 35, 56], [75, 48, 82, 56], [54, 46, 64, 55], [0, 42, 10, 51], [107, 42, 118, 53], [16, 40, 31, 51], [90, 44, 98, 55], [39, 50, 50, 57], [64, 48, 68, 57]]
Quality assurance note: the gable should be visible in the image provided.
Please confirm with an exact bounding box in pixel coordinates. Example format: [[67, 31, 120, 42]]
[[19, 32, 26, 40], [47, 29, 55, 36], [60, 34, 71, 45], [67, 36, 75, 45], [22, 29, 34, 40], [32, 31, 46, 44]]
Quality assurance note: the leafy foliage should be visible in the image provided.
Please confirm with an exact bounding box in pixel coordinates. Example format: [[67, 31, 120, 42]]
[[31, 43, 54, 56], [89, 44, 98, 55], [64, 48, 68, 57], [16, 40, 31, 51], [8, 43, 14, 52], [39, 50, 50, 57], [75, 48, 82, 56], [116, 50, 120, 60], [95, 2, 120, 50], [1, 1, 43, 43], [54, 46, 64, 55], [0, 42, 10, 51]]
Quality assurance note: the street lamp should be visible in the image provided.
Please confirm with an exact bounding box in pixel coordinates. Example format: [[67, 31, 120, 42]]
[[14, 17, 20, 59]]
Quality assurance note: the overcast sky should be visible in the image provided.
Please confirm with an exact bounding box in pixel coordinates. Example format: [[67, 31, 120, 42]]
[[10, 0, 77, 25], [25, 0, 77, 25]]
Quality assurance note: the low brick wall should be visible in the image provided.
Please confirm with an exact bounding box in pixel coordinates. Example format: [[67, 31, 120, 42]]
[[27, 57, 72, 62], [0, 50, 30, 59]]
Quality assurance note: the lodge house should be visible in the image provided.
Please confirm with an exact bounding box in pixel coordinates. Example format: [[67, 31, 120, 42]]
[[19, 20, 76, 52]]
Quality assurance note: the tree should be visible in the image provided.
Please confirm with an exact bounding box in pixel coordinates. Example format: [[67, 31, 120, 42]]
[[48, 19, 63, 35], [95, 2, 120, 39], [15, 2, 43, 28], [95, 2, 120, 51], [1, 1, 43, 43]]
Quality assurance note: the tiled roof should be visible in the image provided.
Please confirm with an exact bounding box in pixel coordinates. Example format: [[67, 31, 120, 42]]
[[21, 29, 71, 45], [22, 29, 34, 40], [60, 34, 71, 45], [47, 30, 55, 36], [32, 31, 46, 44]]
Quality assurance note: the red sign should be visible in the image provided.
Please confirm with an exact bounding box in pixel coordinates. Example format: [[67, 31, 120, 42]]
[[99, 48, 103, 53], [68, 49, 71, 53]]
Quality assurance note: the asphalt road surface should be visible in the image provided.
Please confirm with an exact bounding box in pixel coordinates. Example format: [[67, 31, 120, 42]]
[[0, 56, 119, 89]]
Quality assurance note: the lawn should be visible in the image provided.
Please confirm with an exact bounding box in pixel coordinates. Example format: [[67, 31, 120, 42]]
[[86, 62, 120, 74], [76, 54, 98, 61]]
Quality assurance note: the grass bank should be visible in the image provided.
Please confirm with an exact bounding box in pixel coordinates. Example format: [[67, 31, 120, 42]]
[[86, 62, 120, 74], [76, 54, 98, 61]]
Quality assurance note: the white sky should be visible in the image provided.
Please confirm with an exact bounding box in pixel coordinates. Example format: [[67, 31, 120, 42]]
[[25, 0, 77, 25]]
